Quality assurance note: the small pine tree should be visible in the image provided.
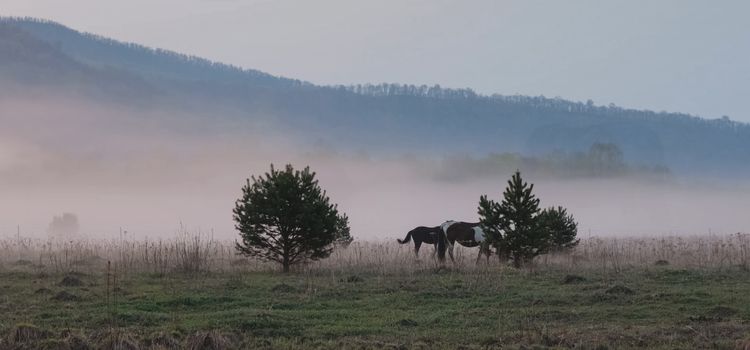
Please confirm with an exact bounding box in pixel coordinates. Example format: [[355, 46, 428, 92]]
[[537, 206, 579, 251], [233, 164, 351, 272], [479, 170, 546, 267]]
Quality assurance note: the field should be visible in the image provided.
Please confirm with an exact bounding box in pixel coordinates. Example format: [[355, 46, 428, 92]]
[[1, 234, 750, 349]]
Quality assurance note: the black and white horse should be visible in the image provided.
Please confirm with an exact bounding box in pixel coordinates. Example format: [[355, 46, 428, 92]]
[[397, 226, 443, 258], [437, 220, 492, 264]]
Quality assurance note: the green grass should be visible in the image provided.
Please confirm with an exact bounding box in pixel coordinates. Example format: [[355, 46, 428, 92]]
[[0, 266, 749, 349]]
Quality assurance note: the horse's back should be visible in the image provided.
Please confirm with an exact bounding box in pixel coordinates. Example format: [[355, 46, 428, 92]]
[[440, 220, 457, 235], [442, 221, 481, 247], [413, 226, 440, 244]]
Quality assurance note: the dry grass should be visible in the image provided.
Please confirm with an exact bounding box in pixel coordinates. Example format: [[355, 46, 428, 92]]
[[8, 323, 52, 345], [1, 232, 749, 276], [185, 330, 231, 350], [146, 331, 180, 350], [90, 329, 140, 350]]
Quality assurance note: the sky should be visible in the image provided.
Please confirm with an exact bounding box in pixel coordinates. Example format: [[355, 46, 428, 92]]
[[2, 0, 749, 121]]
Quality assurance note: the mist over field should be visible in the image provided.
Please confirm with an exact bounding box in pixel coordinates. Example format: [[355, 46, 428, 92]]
[[2, 91, 748, 241]]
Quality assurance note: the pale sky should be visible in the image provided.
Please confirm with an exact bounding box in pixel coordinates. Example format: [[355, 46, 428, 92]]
[[2, 0, 749, 121]]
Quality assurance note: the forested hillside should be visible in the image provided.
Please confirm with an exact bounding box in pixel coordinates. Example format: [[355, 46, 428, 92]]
[[2, 17, 748, 177]]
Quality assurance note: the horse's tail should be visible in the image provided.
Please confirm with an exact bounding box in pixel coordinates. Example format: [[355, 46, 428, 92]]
[[397, 231, 412, 244], [437, 228, 447, 262]]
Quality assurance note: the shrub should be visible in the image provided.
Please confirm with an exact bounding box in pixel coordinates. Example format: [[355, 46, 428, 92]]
[[538, 206, 579, 251]]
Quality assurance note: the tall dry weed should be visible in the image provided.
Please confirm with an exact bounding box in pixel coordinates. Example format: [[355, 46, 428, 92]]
[[1, 232, 749, 275]]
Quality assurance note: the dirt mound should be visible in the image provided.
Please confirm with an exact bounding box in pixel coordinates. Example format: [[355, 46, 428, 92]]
[[59, 276, 84, 287], [605, 285, 634, 295], [562, 274, 586, 284], [34, 288, 53, 295], [708, 306, 738, 318], [52, 291, 81, 302], [397, 319, 418, 327], [529, 299, 545, 306], [688, 315, 723, 322]]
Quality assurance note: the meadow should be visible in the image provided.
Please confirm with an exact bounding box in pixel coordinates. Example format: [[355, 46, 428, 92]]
[[1, 233, 750, 349]]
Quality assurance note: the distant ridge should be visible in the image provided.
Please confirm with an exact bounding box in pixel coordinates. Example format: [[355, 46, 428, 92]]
[[342, 83, 747, 127], [3, 16, 746, 127], [1, 16, 748, 177], [1, 16, 300, 87]]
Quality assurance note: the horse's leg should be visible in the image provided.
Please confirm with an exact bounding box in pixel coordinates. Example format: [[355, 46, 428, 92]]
[[414, 241, 422, 259], [447, 240, 456, 263], [431, 243, 437, 259], [473, 242, 489, 265]]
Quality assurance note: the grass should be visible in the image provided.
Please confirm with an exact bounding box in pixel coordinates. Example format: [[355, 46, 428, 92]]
[[1, 262, 749, 349], [1, 234, 750, 348]]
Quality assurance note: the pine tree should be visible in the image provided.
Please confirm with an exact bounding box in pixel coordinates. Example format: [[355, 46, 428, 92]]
[[233, 164, 351, 272], [479, 170, 545, 267], [537, 206, 579, 251]]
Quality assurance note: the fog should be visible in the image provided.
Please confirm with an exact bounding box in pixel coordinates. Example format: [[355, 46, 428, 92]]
[[2, 93, 748, 241]]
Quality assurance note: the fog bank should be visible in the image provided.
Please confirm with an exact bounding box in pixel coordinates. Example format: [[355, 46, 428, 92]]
[[1, 94, 748, 241]]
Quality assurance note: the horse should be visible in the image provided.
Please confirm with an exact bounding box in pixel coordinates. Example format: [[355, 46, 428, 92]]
[[437, 220, 492, 264], [397, 226, 443, 258]]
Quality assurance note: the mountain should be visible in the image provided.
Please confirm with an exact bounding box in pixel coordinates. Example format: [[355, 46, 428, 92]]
[[1, 17, 748, 177]]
